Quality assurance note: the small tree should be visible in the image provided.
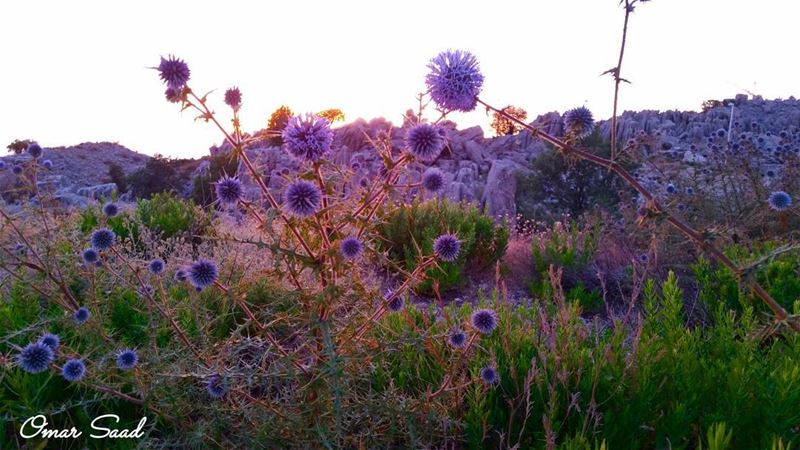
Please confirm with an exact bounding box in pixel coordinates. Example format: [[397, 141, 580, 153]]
[[6, 139, 36, 154], [490, 105, 527, 136], [266, 105, 293, 145], [316, 108, 345, 123], [106, 163, 128, 193]]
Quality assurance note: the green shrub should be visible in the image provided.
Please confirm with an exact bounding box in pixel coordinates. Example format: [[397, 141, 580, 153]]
[[79, 203, 139, 242], [378, 199, 509, 293], [692, 242, 800, 313], [529, 218, 603, 310], [125, 155, 186, 199], [136, 192, 208, 239]]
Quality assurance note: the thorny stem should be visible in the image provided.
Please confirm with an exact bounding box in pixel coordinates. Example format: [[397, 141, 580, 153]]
[[478, 97, 800, 333], [186, 91, 317, 261], [609, 0, 633, 163]]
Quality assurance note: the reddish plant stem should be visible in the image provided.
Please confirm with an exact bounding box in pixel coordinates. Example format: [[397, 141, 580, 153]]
[[478, 97, 799, 333]]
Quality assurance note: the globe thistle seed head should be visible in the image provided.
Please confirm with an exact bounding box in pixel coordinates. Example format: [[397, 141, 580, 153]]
[[148, 259, 165, 275], [686, 187, 694, 195], [224, 87, 242, 110], [433, 234, 461, 262], [716, 129, 726, 138], [165, 86, 182, 103], [188, 259, 219, 290], [74, 307, 91, 324], [215, 176, 243, 205], [157, 55, 190, 89], [339, 236, 363, 260], [103, 202, 119, 217], [666, 183, 677, 195], [447, 328, 467, 348], [116, 349, 139, 370], [283, 180, 322, 218], [768, 191, 792, 211], [282, 114, 334, 163], [639, 254, 649, 263], [27, 143, 43, 159], [479, 366, 499, 385], [206, 374, 227, 399], [174, 268, 187, 282], [563, 107, 595, 139], [425, 49, 484, 112], [422, 167, 445, 193], [42, 160, 53, 169], [18, 341, 54, 374], [406, 123, 446, 162], [12, 165, 23, 175], [61, 359, 86, 382], [386, 294, 405, 312], [470, 308, 498, 335], [677, 203, 687, 212], [81, 248, 99, 264], [766, 170, 775, 178], [39, 333, 60, 352], [90, 228, 116, 250]]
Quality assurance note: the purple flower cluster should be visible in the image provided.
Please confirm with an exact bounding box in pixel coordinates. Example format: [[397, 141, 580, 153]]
[[425, 50, 484, 112], [284, 180, 322, 218], [768, 191, 792, 211], [62, 359, 86, 382], [148, 259, 165, 275], [406, 123, 446, 162], [116, 349, 139, 370], [215, 176, 243, 205], [339, 236, 363, 260], [282, 114, 334, 163], [563, 107, 595, 139], [470, 309, 498, 335], [103, 203, 119, 217], [18, 341, 53, 373], [90, 228, 116, 250], [433, 234, 461, 262], [157, 55, 190, 89], [74, 307, 91, 324], [224, 87, 242, 110], [422, 167, 445, 193], [188, 259, 219, 291]]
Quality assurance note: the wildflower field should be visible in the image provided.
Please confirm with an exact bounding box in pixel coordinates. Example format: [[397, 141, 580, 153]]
[[2, 1, 800, 448]]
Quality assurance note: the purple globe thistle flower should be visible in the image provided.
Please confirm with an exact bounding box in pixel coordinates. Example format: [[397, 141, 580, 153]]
[[282, 114, 334, 163], [90, 228, 116, 250], [686, 187, 694, 195], [425, 49, 484, 112], [433, 234, 461, 262], [74, 307, 91, 324], [470, 308, 498, 335], [174, 268, 187, 282], [215, 175, 243, 205], [339, 236, 363, 260], [0, 161, 6, 170], [61, 359, 86, 382], [563, 107, 595, 139], [157, 55, 190, 89], [165, 87, 182, 103], [103, 202, 119, 217], [206, 374, 227, 399], [422, 167, 445, 193], [639, 254, 649, 263], [283, 180, 322, 218], [27, 143, 43, 159], [148, 259, 165, 275], [81, 248, 99, 264], [386, 293, 405, 312], [447, 328, 467, 348], [224, 87, 242, 110], [39, 333, 60, 352], [116, 349, 138, 370], [768, 191, 792, 211], [188, 259, 218, 290], [716, 129, 726, 138], [479, 366, 499, 385], [665, 183, 677, 195], [406, 123, 446, 162], [12, 165, 23, 175], [42, 160, 53, 169], [18, 341, 54, 374]]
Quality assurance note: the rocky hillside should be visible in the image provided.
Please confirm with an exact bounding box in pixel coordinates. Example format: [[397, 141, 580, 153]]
[[4, 95, 798, 215]]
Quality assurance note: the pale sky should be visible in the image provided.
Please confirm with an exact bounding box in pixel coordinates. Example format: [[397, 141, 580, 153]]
[[1, 0, 798, 158]]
